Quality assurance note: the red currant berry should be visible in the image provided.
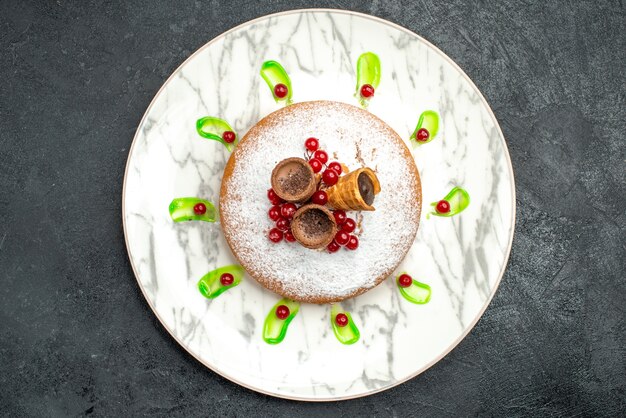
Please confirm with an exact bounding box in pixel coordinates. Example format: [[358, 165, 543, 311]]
[[327, 161, 342, 175], [276, 217, 290, 231], [268, 228, 283, 243], [305, 137, 319, 152], [309, 158, 323, 173], [436, 200, 451, 214], [335, 313, 349, 327], [333, 210, 347, 225], [281, 203, 297, 219], [346, 235, 359, 250], [313, 150, 328, 164], [220, 273, 234, 286], [342, 218, 356, 233], [276, 304, 290, 319], [222, 131, 236, 143], [267, 189, 283, 205], [284, 229, 296, 242], [398, 274, 413, 288], [327, 241, 341, 253], [416, 128, 430, 142], [334, 230, 350, 246], [193, 203, 207, 215], [311, 190, 328, 205], [268, 205, 281, 221], [274, 83, 288, 99], [360, 84, 375, 98], [322, 169, 338, 186]]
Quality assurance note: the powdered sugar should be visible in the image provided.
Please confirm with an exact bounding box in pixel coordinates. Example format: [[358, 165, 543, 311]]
[[220, 101, 421, 303]]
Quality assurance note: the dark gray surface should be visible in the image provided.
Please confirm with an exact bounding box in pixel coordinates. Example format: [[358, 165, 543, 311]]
[[1, 0, 624, 416]]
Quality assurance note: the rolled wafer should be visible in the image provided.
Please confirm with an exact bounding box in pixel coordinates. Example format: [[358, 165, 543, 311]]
[[326, 167, 381, 211]]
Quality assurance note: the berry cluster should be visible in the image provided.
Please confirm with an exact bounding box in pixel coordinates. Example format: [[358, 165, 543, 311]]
[[304, 137, 341, 187], [267, 188, 296, 243], [327, 209, 359, 252], [266, 138, 360, 252]]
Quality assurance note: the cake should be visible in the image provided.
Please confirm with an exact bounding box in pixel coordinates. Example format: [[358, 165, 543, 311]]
[[220, 100, 421, 304]]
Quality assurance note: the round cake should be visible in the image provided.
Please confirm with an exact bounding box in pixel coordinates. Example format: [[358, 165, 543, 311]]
[[220, 101, 421, 304]]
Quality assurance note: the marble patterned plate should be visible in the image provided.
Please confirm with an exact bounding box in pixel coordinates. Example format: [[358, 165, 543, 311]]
[[123, 9, 515, 401]]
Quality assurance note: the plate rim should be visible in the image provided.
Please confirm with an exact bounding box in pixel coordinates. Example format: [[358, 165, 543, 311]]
[[122, 7, 517, 402]]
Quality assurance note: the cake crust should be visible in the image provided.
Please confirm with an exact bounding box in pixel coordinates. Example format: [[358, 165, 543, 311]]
[[220, 101, 422, 304]]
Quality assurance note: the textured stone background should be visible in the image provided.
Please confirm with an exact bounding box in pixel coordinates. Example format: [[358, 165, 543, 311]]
[[1, 1, 624, 416]]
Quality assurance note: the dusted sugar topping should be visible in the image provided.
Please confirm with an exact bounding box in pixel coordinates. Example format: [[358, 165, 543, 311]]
[[220, 101, 421, 302]]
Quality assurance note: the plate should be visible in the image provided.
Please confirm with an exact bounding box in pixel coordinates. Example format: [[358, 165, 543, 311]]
[[123, 9, 515, 401]]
